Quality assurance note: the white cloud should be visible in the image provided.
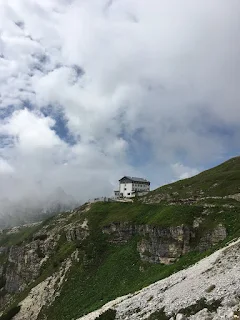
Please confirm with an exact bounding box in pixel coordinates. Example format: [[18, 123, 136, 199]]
[[0, 108, 61, 151], [171, 163, 199, 181], [0, 0, 239, 216], [0, 157, 14, 174]]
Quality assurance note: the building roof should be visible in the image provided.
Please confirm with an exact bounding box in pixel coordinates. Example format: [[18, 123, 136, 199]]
[[119, 176, 150, 183]]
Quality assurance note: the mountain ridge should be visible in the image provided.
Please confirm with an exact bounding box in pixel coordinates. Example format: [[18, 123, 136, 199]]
[[0, 156, 240, 320], [140, 156, 240, 205]]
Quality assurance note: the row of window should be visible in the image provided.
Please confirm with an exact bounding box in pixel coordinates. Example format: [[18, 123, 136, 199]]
[[123, 187, 149, 191], [126, 190, 148, 196], [123, 183, 149, 186]]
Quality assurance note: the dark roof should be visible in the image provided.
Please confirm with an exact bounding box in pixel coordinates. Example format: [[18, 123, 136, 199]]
[[119, 176, 150, 183]]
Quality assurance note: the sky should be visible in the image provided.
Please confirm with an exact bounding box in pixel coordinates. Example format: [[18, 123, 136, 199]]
[[0, 0, 240, 212]]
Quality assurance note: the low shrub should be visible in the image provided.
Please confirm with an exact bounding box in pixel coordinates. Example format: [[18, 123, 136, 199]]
[[205, 284, 216, 293], [96, 309, 116, 320], [147, 308, 169, 320], [0, 306, 21, 320], [33, 234, 48, 241]]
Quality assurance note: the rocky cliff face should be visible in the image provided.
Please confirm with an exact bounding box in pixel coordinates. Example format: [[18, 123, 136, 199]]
[[13, 255, 75, 320], [102, 222, 226, 264], [0, 208, 89, 316], [0, 230, 59, 310]]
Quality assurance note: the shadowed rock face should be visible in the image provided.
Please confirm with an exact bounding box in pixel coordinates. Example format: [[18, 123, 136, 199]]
[[198, 224, 227, 252], [137, 225, 191, 264], [102, 222, 227, 264], [0, 243, 44, 309], [0, 238, 56, 306], [6, 244, 41, 293]]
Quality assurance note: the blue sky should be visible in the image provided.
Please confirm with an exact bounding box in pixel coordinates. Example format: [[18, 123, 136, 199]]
[[0, 0, 239, 212]]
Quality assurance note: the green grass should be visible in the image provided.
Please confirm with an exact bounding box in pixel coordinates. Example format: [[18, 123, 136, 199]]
[[195, 198, 240, 206], [82, 202, 204, 227], [96, 309, 116, 320], [0, 306, 21, 320], [0, 225, 41, 247], [144, 156, 240, 200], [0, 215, 60, 248], [147, 309, 169, 320]]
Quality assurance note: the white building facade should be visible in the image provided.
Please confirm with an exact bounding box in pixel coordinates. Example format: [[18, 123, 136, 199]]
[[114, 176, 150, 198]]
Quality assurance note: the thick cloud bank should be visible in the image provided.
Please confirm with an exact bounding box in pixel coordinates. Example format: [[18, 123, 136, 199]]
[[0, 0, 239, 219]]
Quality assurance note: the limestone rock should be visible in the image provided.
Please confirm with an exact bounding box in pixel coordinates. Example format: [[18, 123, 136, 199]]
[[176, 313, 187, 320], [102, 222, 225, 264], [65, 219, 89, 242], [199, 224, 227, 251]]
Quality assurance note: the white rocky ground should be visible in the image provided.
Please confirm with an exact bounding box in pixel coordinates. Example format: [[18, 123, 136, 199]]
[[79, 238, 240, 320]]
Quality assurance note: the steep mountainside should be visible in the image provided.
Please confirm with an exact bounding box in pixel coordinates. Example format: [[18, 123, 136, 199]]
[[0, 157, 240, 320]]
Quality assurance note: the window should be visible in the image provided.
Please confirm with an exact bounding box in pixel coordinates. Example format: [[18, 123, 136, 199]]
[[124, 188, 127, 190], [127, 193, 130, 195]]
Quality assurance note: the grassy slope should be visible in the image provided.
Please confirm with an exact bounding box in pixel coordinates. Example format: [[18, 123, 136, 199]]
[[146, 156, 240, 200], [44, 201, 240, 320]]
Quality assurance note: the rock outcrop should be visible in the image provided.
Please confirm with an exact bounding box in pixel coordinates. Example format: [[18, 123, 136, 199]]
[[198, 223, 227, 251], [102, 222, 226, 264], [65, 219, 89, 242]]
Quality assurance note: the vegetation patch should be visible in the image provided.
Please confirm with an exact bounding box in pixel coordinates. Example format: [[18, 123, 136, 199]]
[[0, 306, 21, 320], [0, 276, 6, 289], [147, 308, 170, 320], [33, 234, 48, 241], [36, 247, 45, 259], [0, 225, 42, 247], [177, 298, 222, 316], [84, 202, 204, 228], [95, 309, 116, 320], [205, 284, 216, 293]]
